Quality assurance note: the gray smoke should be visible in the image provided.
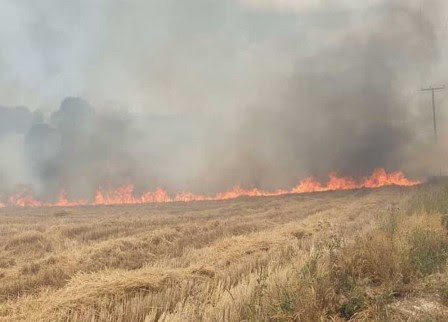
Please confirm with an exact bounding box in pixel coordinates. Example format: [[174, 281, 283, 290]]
[[19, 97, 203, 200], [0, 0, 447, 199]]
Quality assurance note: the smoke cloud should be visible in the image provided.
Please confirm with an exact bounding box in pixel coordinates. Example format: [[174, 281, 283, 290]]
[[0, 0, 447, 199]]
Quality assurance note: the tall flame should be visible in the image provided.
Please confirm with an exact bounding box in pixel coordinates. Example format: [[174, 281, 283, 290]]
[[2, 168, 420, 208]]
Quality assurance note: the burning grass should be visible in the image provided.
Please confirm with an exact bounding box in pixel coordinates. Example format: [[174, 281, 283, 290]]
[[2, 168, 419, 208], [1, 183, 448, 321]]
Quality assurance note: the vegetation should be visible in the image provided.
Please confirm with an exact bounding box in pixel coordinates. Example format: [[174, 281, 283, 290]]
[[1, 183, 448, 321]]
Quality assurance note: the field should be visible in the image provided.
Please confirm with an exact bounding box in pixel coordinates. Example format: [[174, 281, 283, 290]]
[[1, 183, 448, 321]]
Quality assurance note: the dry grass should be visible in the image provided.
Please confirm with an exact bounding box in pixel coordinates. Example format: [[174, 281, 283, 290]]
[[0, 184, 448, 321]]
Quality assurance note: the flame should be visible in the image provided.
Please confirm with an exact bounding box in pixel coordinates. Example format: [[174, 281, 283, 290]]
[[56, 192, 86, 207], [3, 168, 420, 208], [362, 168, 417, 188], [9, 194, 43, 208]]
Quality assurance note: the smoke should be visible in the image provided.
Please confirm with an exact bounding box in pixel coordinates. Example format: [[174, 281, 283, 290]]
[[196, 0, 448, 191], [0, 106, 42, 192], [0, 0, 447, 198], [18, 97, 203, 200]]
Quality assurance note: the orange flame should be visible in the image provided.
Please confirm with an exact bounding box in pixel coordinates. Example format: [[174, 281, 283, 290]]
[[3, 168, 420, 208], [9, 194, 43, 208], [56, 192, 86, 207]]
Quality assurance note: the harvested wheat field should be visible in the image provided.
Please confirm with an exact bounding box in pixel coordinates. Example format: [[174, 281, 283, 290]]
[[1, 183, 448, 321]]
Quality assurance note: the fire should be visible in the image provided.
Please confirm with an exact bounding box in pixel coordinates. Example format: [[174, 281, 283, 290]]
[[56, 192, 86, 207], [362, 168, 417, 188], [2, 168, 420, 208], [9, 193, 43, 208]]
